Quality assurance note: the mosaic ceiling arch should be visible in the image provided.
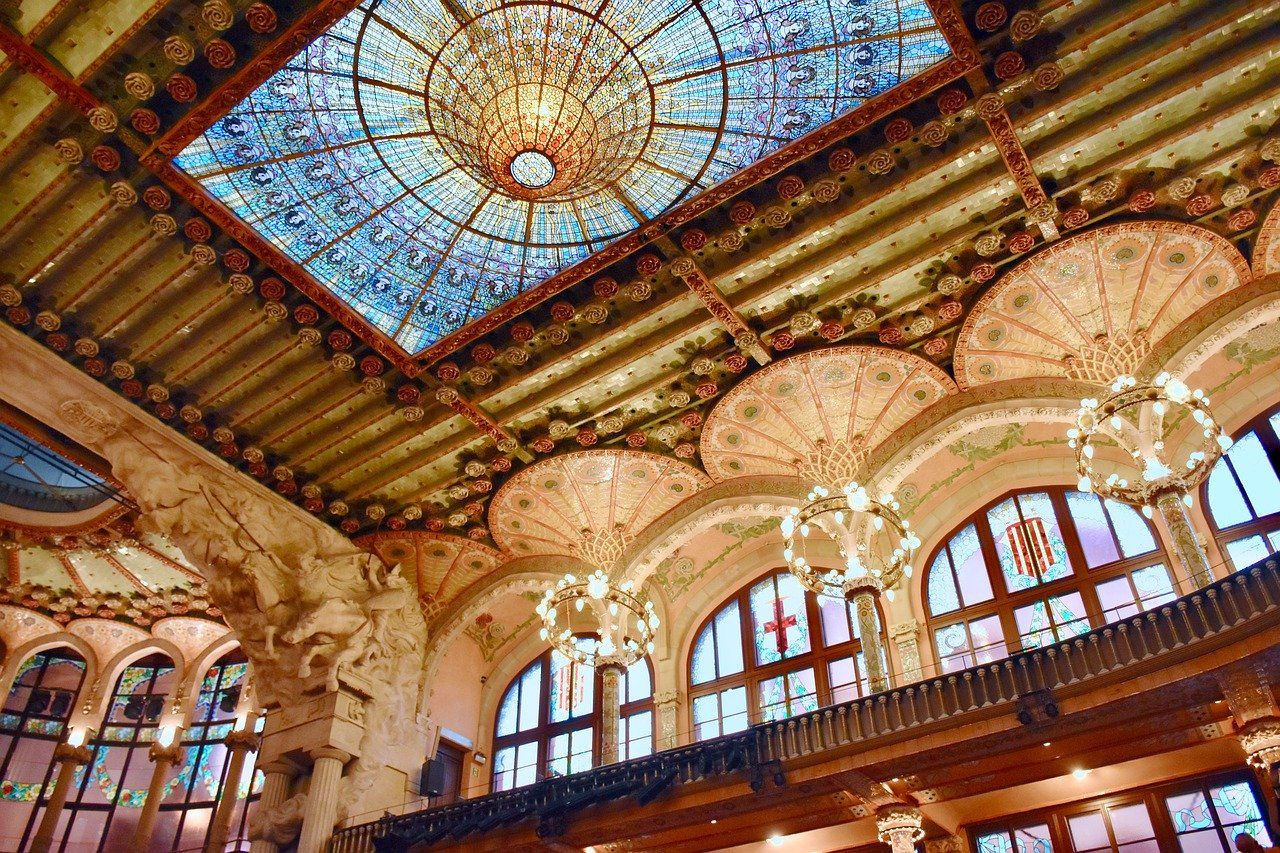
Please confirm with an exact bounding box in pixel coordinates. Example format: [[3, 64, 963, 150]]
[[699, 345, 956, 482], [358, 530, 502, 620], [174, 0, 952, 355], [1255, 198, 1280, 276], [953, 222, 1253, 390], [488, 449, 711, 560]]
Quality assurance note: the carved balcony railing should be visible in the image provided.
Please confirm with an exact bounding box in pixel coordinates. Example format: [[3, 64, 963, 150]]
[[330, 556, 1280, 852]]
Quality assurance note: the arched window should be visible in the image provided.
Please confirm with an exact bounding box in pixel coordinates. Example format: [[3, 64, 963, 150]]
[[492, 651, 653, 792], [1203, 405, 1280, 570], [156, 650, 262, 851], [688, 569, 886, 742], [925, 487, 1176, 673], [0, 648, 86, 852], [59, 653, 177, 851]]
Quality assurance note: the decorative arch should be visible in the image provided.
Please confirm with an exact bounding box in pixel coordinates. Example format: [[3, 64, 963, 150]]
[[359, 530, 503, 622], [1254, 197, 1280, 277], [699, 345, 957, 482], [686, 566, 888, 741], [953, 221, 1252, 389], [488, 450, 711, 561], [921, 486, 1177, 675]]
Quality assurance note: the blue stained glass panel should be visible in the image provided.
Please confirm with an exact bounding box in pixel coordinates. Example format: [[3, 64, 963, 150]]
[[927, 550, 960, 616], [174, 0, 952, 353]]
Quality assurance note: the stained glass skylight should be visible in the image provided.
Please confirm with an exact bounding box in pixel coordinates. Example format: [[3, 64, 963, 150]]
[[175, 0, 951, 354]]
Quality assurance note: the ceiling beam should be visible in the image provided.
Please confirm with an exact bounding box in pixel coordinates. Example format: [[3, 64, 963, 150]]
[[669, 256, 771, 364]]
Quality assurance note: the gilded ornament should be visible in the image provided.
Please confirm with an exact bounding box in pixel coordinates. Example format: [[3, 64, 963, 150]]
[[242, 447, 265, 464], [331, 352, 357, 371], [865, 149, 895, 175], [851, 307, 878, 328], [212, 427, 235, 444], [628, 281, 652, 301], [1261, 137, 1280, 161], [1031, 61, 1065, 91], [935, 274, 963, 295], [263, 300, 289, 320], [227, 273, 254, 294], [690, 356, 715, 375], [467, 365, 495, 385], [146, 383, 169, 402], [811, 179, 841, 203], [399, 405, 424, 421], [918, 120, 948, 147], [1221, 184, 1250, 207], [53, 138, 84, 163], [164, 35, 196, 65], [974, 234, 1003, 256], [189, 244, 217, 265], [365, 504, 386, 521], [761, 206, 791, 228], [976, 93, 1005, 121], [35, 310, 61, 332], [110, 360, 135, 379], [0, 284, 22, 307], [179, 405, 203, 424], [1228, 209, 1257, 231], [402, 505, 423, 521], [669, 256, 697, 278], [1166, 176, 1197, 200], [936, 88, 967, 115], [581, 302, 608, 324], [734, 330, 760, 350], [502, 345, 528, 365], [789, 310, 819, 335], [668, 389, 692, 408], [1083, 175, 1122, 204], [654, 423, 680, 444], [465, 460, 487, 477], [716, 230, 745, 251], [598, 414, 625, 434], [906, 315, 935, 336], [360, 376, 385, 395], [73, 338, 100, 358], [545, 324, 570, 344], [124, 72, 155, 100], [548, 420, 573, 439], [88, 107, 118, 133], [447, 512, 468, 527], [329, 500, 350, 516], [202, 0, 234, 30]]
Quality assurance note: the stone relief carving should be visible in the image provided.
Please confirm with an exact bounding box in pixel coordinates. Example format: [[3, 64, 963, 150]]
[[55, 399, 427, 838]]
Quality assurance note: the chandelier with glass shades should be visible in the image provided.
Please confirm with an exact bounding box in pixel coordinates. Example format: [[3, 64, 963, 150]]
[[536, 568, 657, 668], [1069, 372, 1230, 587], [779, 482, 921, 601]]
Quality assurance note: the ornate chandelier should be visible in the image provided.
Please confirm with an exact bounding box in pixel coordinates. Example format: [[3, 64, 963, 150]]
[[779, 482, 920, 601], [876, 804, 925, 853], [1069, 372, 1230, 587], [536, 568, 657, 668]]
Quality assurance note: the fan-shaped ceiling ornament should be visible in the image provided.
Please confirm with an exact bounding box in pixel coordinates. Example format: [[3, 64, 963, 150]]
[[1254, 198, 1280, 277], [488, 450, 711, 564], [699, 346, 957, 484], [358, 530, 502, 620], [953, 222, 1251, 389]]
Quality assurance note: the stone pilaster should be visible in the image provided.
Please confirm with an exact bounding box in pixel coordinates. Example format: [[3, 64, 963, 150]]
[[653, 690, 682, 751], [248, 760, 299, 853], [889, 620, 923, 682]]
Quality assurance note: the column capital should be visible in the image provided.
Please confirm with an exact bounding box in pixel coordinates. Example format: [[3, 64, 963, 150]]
[[889, 619, 920, 640], [149, 741, 183, 764], [260, 759, 301, 777], [1238, 716, 1280, 768], [653, 689, 682, 706], [225, 729, 260, 751], [54, 743, 92, 765], [309, 746, 351, 765]]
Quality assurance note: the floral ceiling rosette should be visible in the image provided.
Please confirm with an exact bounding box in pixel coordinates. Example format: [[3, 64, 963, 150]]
[[175, 0, 951, 353]]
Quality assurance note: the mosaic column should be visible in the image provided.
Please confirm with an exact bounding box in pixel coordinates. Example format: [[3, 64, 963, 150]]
[[1156, 491, 1214, 589], [851, 590, 889, 694], [136, 736, 183, 849], [653, 690, 682, 750], [296, 747, 349, 853], [249, 760, 297, 853], [889, 621, 924, 683], [205, 727, 259, 853], [599, 663, 625, 765], [29, 741, 93, 853]]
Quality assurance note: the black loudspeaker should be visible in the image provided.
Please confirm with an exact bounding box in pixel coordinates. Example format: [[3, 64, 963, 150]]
[[420, 757, 447, 797]]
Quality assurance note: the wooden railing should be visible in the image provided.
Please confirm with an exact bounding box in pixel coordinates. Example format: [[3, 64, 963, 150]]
[[331, 556, 1280, 852]]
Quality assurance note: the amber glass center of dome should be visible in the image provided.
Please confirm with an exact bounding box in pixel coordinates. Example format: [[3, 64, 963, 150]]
[[426, 3, 652, 201]]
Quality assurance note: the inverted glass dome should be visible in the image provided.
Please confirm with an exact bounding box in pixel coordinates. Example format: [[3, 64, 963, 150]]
[[175, 0, 951, 354]]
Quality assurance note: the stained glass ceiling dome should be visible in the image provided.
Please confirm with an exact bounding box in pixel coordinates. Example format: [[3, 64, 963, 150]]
[[176, 0, 951, 354]]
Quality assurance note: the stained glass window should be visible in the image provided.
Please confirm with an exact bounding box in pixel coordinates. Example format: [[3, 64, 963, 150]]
[[925, 487, 1173, 675], [0, 649, 85, 852], [174, 0, 952, 354], [689, 569, 887, 741], [1203, 404, 1280, 570], [1165, 780, 1273, 850], [58, 654, 177, 852], [975, 823, 1053, 853], [155, 651, 263, 852], [1068, 802, 1158, 851], [492, 649, 651, 791]]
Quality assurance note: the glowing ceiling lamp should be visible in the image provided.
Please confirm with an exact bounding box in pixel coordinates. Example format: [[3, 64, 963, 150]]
[[1070, 372, 1228, 588]]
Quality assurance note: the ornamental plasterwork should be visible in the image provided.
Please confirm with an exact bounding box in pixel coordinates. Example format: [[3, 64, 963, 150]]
[[1167, 296, 1280, 380], [66, 617, 152, 665], [647, 517, 782, 599], [358, 531, 502, 621], [699, 346, 957, 483], [487, 449, 711, 560], [0, 605, 62, 651], [953, 222, 1252, 389], [1254, 198, 1280, 276], [149, 616, 233, 662]]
